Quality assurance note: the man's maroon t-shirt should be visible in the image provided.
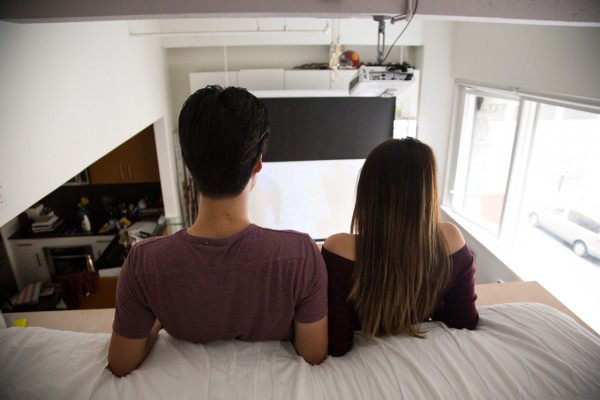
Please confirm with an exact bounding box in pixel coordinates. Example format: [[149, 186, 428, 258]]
[[113, 224, 327, 342]]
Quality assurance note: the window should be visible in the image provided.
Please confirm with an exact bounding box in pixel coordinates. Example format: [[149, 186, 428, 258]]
[[446, 83, 600, 334], [450, 91, 519, 233]]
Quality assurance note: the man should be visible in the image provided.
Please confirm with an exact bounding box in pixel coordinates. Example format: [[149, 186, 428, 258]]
[[107, 86, 328, 377]]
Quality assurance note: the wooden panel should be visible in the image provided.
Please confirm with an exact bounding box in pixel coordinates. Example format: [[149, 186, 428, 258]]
[[5, 308, 115, 333], [80, 276, 117, 310], [476, 280, 597, 336], [88, 125, 160, 184], [5, 280, 596, 336], [87, 145, 127, 184], [125, 126, 160, 183]]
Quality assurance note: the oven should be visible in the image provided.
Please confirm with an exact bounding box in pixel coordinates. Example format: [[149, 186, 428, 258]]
[[44, 245, 95, 284]]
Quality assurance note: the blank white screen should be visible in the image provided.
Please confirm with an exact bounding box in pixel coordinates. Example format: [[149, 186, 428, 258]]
[[248, 159, 364, 241]]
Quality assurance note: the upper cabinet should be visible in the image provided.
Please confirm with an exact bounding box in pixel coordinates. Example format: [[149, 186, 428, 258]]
[[190, 69, 357, 93], [88, 125, 160, 184]]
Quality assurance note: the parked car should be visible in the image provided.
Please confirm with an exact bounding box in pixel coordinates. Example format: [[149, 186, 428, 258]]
[[529, 206, 600, 259]]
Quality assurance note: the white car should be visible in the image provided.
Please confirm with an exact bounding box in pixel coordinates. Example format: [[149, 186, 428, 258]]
[[529, 206, 600, 259]]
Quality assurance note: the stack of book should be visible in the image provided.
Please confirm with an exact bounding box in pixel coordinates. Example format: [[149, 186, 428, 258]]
[[11, 281, 42, 305], [31, 214, 63, 233]]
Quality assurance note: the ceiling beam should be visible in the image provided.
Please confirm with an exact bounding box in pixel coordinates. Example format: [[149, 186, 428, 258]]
[[1, 0, 598, 25]]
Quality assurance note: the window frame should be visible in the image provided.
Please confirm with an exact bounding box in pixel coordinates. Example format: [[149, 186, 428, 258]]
[[444, 80, 600, 250]]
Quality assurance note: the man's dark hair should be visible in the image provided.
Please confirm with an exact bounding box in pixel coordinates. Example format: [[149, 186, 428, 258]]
[[178, 85, 270, 198]]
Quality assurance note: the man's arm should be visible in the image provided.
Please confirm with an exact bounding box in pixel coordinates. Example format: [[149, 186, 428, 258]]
[[294, 316, 328, 365], [107, 319, 162, 377]]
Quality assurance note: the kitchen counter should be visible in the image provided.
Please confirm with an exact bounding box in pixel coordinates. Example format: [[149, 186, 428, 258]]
[[8, 225, 116, 240], [95, 234, 128, 269], [95, 222, 174, 269]]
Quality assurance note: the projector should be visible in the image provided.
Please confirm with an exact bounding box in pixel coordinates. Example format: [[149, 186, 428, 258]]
[[349, 65, 414, 97]]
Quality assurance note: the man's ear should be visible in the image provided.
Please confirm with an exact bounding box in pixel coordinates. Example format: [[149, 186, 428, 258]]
[[253, 155, 263, 174]]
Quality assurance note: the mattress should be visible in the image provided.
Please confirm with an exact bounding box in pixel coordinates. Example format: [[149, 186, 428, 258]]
[[1, 303, 599, 400]]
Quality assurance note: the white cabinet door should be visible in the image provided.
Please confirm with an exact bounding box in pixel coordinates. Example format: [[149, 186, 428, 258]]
[[284, 70, 331, 90], [238, 69, 284, 90], [10, 240, 49, 286], [330, 69, 357, 91], [8, 235, 115, 287]]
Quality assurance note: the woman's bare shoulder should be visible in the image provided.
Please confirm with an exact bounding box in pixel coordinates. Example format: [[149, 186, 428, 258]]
[[439, 222, 466, 254], [323, 233, 356, 261]]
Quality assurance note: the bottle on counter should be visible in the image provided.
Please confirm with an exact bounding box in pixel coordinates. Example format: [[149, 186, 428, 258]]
[[81, 214, 92, 232]]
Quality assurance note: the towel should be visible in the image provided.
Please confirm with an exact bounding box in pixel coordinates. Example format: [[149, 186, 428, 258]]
[[60, 271, 99, 309]]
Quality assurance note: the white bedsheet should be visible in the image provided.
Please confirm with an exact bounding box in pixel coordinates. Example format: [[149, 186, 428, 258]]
[[1, 303, 599, 400]]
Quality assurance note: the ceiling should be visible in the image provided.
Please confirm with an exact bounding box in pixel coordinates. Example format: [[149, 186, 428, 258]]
[[1, 0, 598, 25]]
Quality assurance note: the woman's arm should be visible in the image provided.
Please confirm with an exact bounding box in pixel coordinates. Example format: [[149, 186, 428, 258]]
[[321, 238, 358, 357], [436, 222, 479, 329], [327, 280, 357, 356], [432, 244, 479, 330]]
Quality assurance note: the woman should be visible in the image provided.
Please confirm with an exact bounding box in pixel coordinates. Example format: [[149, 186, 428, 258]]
[[322, 137, 479, 356]]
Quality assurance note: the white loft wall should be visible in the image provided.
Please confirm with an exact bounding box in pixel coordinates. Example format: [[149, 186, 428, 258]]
[[420, 22, 600, 177], [0, 20, 180, 228], [435, 21, 600, 283], [452, 22, 600, 100], [416, 20, 455, 185]]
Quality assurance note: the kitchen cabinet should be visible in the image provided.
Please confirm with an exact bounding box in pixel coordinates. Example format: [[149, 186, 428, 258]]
[[88, 125, 160, 184], [330, 69, 358, 91], [8, 235, 113, 288], [238, 69, 285, 90], [284, 70, 331, 90], [10, 240, 49, 285], [190, 68, 358, 94], [0, 235, 18, 299]]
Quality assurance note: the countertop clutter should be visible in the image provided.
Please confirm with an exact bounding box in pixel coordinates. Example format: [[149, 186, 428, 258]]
[[4, 216, 165, 313], [95, 218, 165, 269], [7, 198, 164, 308], [12, 195, 164, 241]]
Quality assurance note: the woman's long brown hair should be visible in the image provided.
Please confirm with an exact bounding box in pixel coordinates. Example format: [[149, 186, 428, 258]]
[[349, 138, 452, 338]]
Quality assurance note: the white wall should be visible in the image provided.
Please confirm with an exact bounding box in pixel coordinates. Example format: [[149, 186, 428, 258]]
[[452, 22, 600, 100], [436, 21, 600, 283], [0, 20, 180, 228], [415, 20, 455, 185]]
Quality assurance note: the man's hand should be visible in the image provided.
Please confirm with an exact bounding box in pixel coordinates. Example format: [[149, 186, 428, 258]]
[[107, 319, 162, 377], [294, 316, 328, 365]]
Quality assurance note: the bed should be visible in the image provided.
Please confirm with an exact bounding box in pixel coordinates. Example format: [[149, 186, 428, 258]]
[[1, 284, 599, 400]]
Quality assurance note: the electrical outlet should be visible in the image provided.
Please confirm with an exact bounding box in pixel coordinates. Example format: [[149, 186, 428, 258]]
[[0, 184, 6, 210]]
